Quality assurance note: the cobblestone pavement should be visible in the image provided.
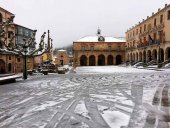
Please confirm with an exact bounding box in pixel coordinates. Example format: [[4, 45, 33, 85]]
[[0, 67, 170, 128]]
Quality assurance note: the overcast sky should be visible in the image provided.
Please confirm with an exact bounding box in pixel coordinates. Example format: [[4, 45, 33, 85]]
[[0, 0, 170, 48]]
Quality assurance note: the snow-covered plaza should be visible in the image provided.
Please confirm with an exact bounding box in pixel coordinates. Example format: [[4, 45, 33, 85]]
[[0, 66, 170, 128]]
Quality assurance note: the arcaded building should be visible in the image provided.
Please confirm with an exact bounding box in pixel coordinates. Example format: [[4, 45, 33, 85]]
[[126, 4, 170, 64], [0, 7, 18, 73], [73, 30, 126, 66]]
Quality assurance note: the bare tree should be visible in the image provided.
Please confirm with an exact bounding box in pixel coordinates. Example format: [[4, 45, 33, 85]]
[[0, 16, 51, 79]]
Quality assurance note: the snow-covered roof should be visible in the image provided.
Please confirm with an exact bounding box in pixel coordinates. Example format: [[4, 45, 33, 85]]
[[58, 49, 66, 52], [74, 36, 125, 43]]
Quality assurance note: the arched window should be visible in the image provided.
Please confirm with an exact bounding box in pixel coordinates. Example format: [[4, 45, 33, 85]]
[[0, 13, 2, 23]]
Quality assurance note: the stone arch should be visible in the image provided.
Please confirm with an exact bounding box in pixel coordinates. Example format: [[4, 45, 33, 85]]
[[98, 54, 105, 66], [165, 47, 170, 61], [143, 51, 146, 63], [89, 55, 95, 66], [133, 53, 135, 62], [107, 55, 113, 65], [116, 55, 122, 65], [159, 48, 164, 62], [136, 52, 138, 62], [147, 50, 152, 62], [130, 53, 132, 61], [0, 59, 5, 73], [139, 52, 142, 61], [80, 55, 87, 66], [127, 54, 129, 61], [8, 63, 12, 72], [152, 49, 157, 61]]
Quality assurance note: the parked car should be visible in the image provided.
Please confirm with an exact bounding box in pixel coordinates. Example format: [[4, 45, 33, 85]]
[[132, 62, 144, 68]]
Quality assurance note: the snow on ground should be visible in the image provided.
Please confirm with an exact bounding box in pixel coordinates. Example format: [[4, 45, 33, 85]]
[[74, 100, 91, 120], [75, 66, 156, 74], [102, 110, 129, 128], [0, 66, 170, 128]]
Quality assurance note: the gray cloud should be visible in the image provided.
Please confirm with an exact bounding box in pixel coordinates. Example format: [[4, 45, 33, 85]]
[[0, 0, 169, 48]]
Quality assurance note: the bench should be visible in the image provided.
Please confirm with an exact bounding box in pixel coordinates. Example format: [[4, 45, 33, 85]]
[[0, 74, 22, 85]]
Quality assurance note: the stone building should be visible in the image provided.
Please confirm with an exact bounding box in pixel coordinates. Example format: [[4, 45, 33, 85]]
[[73, 29, 126, 66], [0, 6, 37, 74], [15, 24, 36, 70], [0, 7, 17, 73], [126, 4, 170, 64], [55, 50, 69, 66]]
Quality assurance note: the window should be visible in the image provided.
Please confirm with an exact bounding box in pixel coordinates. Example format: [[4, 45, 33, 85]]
[[18, 28, 22, 35], [136, 29, 138, 35], [0, 13, 2, 23], [8, 31, 13, 38], [154, 18, 157, 26], [9, 56, 11, 60], [140, 27, 142, 33], [117, 46, 121, 51], [81, 46, 85, 51], [154, 33, 157, 40], [17, 58, 20, 62], [133, 40, 135, 47], [90, 46, 94, 51], [144, 37, 147, 43], [160, 15, 163, 23], [148, 24, 151, 31], [168, 10, 170, 20], [144, 24, 146, 31], [108, 46, 112, 51]]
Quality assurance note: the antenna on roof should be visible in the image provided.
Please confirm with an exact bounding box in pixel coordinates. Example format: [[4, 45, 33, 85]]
[[97, 27, 101, 36]]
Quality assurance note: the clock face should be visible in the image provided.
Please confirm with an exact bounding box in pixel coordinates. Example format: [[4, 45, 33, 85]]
[[98, 36, 105, 42]]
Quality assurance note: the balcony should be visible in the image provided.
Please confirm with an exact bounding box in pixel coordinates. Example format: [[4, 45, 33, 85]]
[[137, 40, 161, 48]]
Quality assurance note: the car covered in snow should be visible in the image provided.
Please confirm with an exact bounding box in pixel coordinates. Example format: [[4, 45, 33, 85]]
[[132, 62, 144, 68]]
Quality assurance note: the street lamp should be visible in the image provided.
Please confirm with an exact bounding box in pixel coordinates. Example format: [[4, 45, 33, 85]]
[[22, 39, 28, 80]]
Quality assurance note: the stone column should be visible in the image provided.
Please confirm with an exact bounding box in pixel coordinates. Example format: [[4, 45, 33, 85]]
[[105, 55, 107, 65], [96, 55, 98, 66]]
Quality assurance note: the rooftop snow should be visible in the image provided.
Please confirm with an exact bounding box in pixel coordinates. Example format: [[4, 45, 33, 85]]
[[58, 49, 66, 52], [74, 36, 126, 43]]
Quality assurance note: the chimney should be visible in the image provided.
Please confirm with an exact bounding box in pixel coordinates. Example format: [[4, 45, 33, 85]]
[[152, 12, 154, 15]]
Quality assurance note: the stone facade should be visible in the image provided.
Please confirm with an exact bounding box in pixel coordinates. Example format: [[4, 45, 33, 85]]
[[0, 6, 37, 74], [73, 32, 126, 67], [55, 50, 69, 66], [126, 4, 170, 64], [0, 7, 19, 73]]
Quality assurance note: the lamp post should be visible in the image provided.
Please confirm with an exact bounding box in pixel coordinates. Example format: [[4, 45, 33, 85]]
[[23, 40, 28, 80]]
